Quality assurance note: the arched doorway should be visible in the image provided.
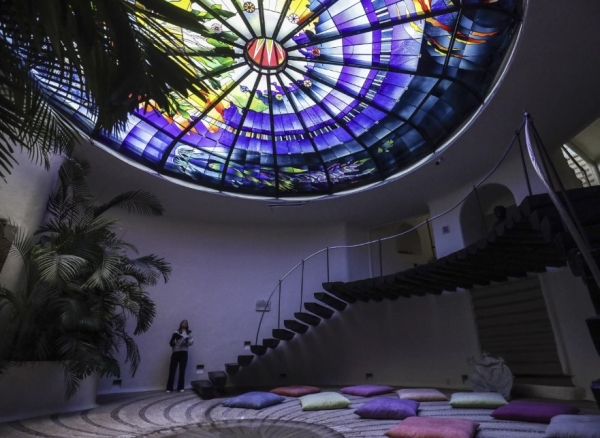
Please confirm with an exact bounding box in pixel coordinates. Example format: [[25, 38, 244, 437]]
[[460, 184, 516, 247]]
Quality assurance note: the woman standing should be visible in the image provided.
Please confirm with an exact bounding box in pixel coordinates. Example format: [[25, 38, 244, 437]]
[[166, 319, 194, 393]]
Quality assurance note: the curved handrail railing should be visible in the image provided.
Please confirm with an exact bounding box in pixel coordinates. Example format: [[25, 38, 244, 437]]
[[255, 118, 527, 344]]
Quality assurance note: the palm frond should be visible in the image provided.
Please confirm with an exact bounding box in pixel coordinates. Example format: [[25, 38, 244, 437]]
[[94, 190, 165, 217], [82, 250, 123, 290], [124, 254, 171, 285], [36, 252, 88, 284]]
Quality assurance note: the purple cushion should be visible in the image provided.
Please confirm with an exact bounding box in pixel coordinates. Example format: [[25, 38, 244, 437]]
[[270, 385, 321, 397], [385, 417, 479, 438], [354, 397, 419, 420], [341, 384, 395, 397], [491, 401, 580, 424], [222, 391, 285, 409]]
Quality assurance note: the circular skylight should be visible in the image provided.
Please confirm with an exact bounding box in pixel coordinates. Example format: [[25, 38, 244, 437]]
[[43, 0, 522, 199]]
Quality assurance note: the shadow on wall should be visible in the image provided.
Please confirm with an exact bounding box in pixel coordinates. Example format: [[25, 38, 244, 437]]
[[460, 183, 517, 248]]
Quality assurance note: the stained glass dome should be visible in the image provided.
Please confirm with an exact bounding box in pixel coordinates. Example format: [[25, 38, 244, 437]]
[[41, 0, 522, 199]]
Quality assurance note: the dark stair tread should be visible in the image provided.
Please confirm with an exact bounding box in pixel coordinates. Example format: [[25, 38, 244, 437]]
[[262, 338, 280, 348], [237, 354, 254, 366], [284, 319, 309, 334], [225, 363, 240, 375], [294, 312, 321, 326], [304, 302, 334, 319], [191, 379, 214, 388], [208, 371, 227, 387], [191, 379, 215, 399], [272, 328, 295, 341], [250, 344, 268, 355], [315, 292, 347, 311], [322, 283, 357, 303]]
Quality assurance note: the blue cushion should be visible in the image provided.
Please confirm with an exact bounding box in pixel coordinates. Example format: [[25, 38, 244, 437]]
[[355, 397, 419, 419], [545, 414, 600, 437], [222, 391, 285, 409]]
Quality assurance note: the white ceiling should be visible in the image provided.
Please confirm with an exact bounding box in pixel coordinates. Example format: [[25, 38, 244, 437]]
[[78, 0, 600, 228]]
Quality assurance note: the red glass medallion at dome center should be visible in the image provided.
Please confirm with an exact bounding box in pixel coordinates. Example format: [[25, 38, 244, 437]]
[[245, 38, 287, 72]]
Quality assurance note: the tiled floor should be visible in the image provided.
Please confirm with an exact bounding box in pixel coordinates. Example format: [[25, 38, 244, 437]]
[[0, 389, 598, 438]]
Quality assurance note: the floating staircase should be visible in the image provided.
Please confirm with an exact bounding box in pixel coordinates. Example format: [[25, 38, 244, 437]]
[[323, 187, 600, 302], [198, 187, 600, 405]]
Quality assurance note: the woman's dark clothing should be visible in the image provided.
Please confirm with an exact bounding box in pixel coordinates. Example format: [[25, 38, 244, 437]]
[[166, 329, 193, 391], [166, 351, 188, 391]]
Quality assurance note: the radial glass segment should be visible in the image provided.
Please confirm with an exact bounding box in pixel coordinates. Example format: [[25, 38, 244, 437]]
[[38, 0, 523, 199]]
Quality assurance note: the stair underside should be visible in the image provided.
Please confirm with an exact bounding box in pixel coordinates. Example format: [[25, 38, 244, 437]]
[[322, 187, 600, 301], [315, 292, 347, 311]]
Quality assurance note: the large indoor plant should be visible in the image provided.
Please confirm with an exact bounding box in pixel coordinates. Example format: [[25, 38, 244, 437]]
[[0, 0, 207, 178], [0, 158, 171, 397]]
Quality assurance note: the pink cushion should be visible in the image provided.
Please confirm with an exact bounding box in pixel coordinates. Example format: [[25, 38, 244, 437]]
[[270, 385, 321, 397], [385, 417, 479, 438], [341, 384, 395, 397], [491, 401, 580, 424]]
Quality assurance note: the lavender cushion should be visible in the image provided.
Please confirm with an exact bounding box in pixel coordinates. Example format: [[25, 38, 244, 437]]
[[270, 385, 321, 397], [491, 401, 580, 424], [354, 397, 419, 420], [221, 391, 285, 410], [341, 384, 395, 397], [385, 417, 479, 438], [397, 388, 448, 401], [545, 414, 600, 437]]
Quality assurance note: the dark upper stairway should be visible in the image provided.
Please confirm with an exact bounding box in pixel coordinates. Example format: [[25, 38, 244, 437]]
[[323, 187, 600, 305]]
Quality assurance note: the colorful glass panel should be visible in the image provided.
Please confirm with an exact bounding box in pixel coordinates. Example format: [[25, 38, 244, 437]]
[[35, 0, 522, 198]]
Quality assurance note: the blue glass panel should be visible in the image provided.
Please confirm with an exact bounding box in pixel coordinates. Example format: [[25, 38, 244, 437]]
[[30, 0, 522, 198]]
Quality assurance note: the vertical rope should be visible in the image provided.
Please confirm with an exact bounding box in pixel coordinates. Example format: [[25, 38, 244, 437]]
[[300, 260, 305, 312], [517, 131, 533, 196], [278, 280, 281, 330], [326, 247, 330, 282], [379, 239, 383, 277]]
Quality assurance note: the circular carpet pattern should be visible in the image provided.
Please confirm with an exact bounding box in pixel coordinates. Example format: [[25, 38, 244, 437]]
[[0, 390, 579, 438]]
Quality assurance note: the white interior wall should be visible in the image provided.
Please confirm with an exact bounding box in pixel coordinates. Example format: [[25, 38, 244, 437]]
[[0, 150, 62, 289], [233, 290, 481, 390], [96, 214, 353, 394], [539, 268, 600, 399], [369, 215, 435, 277]]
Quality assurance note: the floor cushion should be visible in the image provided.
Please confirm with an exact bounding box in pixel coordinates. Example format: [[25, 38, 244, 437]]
[[299, 392, 351, 411], [221, 391, 285, 410], [449, 392, 507, 409], [270, 385, 321, 397], [341, 384, 395, 397], [545, 414, 600, 437], [491, 401, 580, 424], [397, 388, 448, 401], [385, 417, 479, 438], [354, 397, 419, 420]]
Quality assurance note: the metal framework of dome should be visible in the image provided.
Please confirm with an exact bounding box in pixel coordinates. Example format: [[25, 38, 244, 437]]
[[39, 0, 522, 199]]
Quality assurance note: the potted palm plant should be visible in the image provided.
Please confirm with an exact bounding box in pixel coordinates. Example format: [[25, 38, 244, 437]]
[[0, 158, 171, 419], [0, 0, 207, 178]]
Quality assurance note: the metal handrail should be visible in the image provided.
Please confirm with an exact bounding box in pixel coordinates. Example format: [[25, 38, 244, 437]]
[[254, 119, 526, 344]]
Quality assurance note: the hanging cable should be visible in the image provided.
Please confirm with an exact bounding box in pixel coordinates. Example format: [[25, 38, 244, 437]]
[[300, 260, 305, 312], [517, 131, 533, 196]]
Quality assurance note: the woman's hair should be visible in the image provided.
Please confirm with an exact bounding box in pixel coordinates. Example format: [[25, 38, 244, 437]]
[[178, 319, 191, 334]]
